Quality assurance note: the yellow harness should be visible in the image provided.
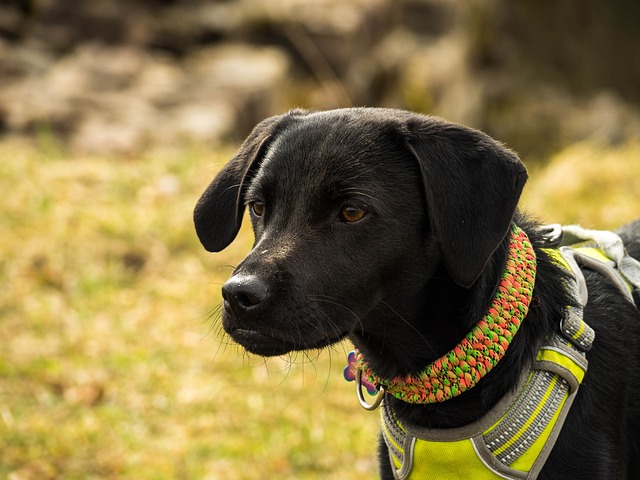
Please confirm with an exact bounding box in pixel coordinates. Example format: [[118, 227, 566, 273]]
[[381, 324, 590, 480], [363, 225, 640, 480]]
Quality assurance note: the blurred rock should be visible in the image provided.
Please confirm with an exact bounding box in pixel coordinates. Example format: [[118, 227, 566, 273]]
[[485, 87, 640, 159], [0, 0, 638, 156], [0, 41, 290, 153]]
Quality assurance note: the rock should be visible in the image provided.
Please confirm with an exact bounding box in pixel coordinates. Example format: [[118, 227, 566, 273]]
[[181, 43, 291, 138], [0, 0, 638, 156], [70, 93, 156, 154], [485, 86, 640, 159], [0, 40, 291, 152], [166, 101, 236, 145]]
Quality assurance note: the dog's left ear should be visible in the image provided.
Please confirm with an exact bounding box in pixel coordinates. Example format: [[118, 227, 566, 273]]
[[194, 111, 303, 252], [404, 117, 528, 288]]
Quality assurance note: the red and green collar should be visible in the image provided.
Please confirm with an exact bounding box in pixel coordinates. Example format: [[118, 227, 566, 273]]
[[344, 225, 536, 406]]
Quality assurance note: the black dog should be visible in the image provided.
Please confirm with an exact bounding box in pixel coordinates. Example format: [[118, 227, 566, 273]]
[[194, 108, 640, 479]]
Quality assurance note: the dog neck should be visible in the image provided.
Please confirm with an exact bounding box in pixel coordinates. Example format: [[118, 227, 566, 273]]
[[353, 225, 537, 405]]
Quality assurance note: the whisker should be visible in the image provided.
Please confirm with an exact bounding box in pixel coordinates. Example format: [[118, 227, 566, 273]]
[[309, 307, 347, 348], [204, 298, 353, 396], [218, 264, 237, 273], [309, 295, 365, 335], [379, 300, 438, 358], [197, 303, 234, 363]]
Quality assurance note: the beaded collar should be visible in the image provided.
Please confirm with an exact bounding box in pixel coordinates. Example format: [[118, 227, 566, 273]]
[[344, 225, 537, 405]]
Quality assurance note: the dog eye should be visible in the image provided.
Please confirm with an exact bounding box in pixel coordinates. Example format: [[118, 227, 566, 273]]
[[339, 205, 367, 223], [250, 201, 265, 217]]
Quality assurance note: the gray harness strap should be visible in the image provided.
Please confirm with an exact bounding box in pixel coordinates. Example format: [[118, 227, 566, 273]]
[[552, 225, 640, 306]]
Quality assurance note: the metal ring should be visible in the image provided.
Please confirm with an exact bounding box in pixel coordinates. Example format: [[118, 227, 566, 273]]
[[356, 367, 385, 411]]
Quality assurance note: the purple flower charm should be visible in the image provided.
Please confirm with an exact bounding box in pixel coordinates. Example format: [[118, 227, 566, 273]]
[[344, 350, 378, 395]]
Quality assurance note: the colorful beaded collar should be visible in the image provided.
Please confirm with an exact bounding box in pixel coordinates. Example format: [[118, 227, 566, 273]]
[[344, 225, 537, 407]]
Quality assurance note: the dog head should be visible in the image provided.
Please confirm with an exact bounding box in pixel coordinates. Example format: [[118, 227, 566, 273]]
[[194, 108, 527, 358]]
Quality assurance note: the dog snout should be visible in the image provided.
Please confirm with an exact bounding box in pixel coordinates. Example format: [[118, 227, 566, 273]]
[[222, 275, 269, 320]]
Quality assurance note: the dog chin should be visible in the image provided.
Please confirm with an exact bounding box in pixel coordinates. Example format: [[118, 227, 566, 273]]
[[228, 327, 349, 357], [228, 328, 295, 356]]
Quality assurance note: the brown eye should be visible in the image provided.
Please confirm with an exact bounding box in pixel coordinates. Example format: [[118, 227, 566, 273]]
[[250, 201, 265, 217], [339, 205, 367, 223]]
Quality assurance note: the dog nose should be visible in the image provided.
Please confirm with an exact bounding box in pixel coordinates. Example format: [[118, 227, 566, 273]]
[[222, 275, 269, 319]]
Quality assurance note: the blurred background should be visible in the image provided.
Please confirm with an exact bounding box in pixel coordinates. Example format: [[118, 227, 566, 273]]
[[1, 1, 639, 479], [2, 0, 640, 157]]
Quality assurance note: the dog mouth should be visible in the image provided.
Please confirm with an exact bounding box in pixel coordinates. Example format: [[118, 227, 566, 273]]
[[228, 328, 296, 356], [227, 327, 349, 357]]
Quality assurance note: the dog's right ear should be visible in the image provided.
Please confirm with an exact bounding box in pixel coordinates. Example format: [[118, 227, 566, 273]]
[[403, 116, 528, 288], [193, 111, 301, 251]]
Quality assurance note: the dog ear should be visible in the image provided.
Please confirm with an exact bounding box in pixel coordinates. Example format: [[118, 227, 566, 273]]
[[404, 117, 528, 288], [193, 111, 302, 252]]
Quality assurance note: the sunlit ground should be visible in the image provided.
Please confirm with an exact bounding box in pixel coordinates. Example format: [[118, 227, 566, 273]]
[[1, 138, 638, 479]]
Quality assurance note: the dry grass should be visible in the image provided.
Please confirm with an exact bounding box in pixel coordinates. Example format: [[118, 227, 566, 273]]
[[521, 140, 640, 229], [0, 141, 377, 480], [1, 137, 638, 479]]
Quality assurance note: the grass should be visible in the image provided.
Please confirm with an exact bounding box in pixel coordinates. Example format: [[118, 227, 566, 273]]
[[1, 137, 638, 479], [521, 140, 640, 229]]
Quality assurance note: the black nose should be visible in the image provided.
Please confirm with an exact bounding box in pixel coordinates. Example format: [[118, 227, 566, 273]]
[[222, 275, 269, 319]]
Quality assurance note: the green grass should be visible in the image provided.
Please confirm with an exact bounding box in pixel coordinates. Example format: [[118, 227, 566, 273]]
[[1, 138, 638, 479]]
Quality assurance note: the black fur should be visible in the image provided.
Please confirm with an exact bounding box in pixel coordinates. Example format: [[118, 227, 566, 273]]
[[194, 108, 640, 479]]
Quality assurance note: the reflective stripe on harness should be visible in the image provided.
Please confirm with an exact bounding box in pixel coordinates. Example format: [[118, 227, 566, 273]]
[[381, 331, 590, 480]]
